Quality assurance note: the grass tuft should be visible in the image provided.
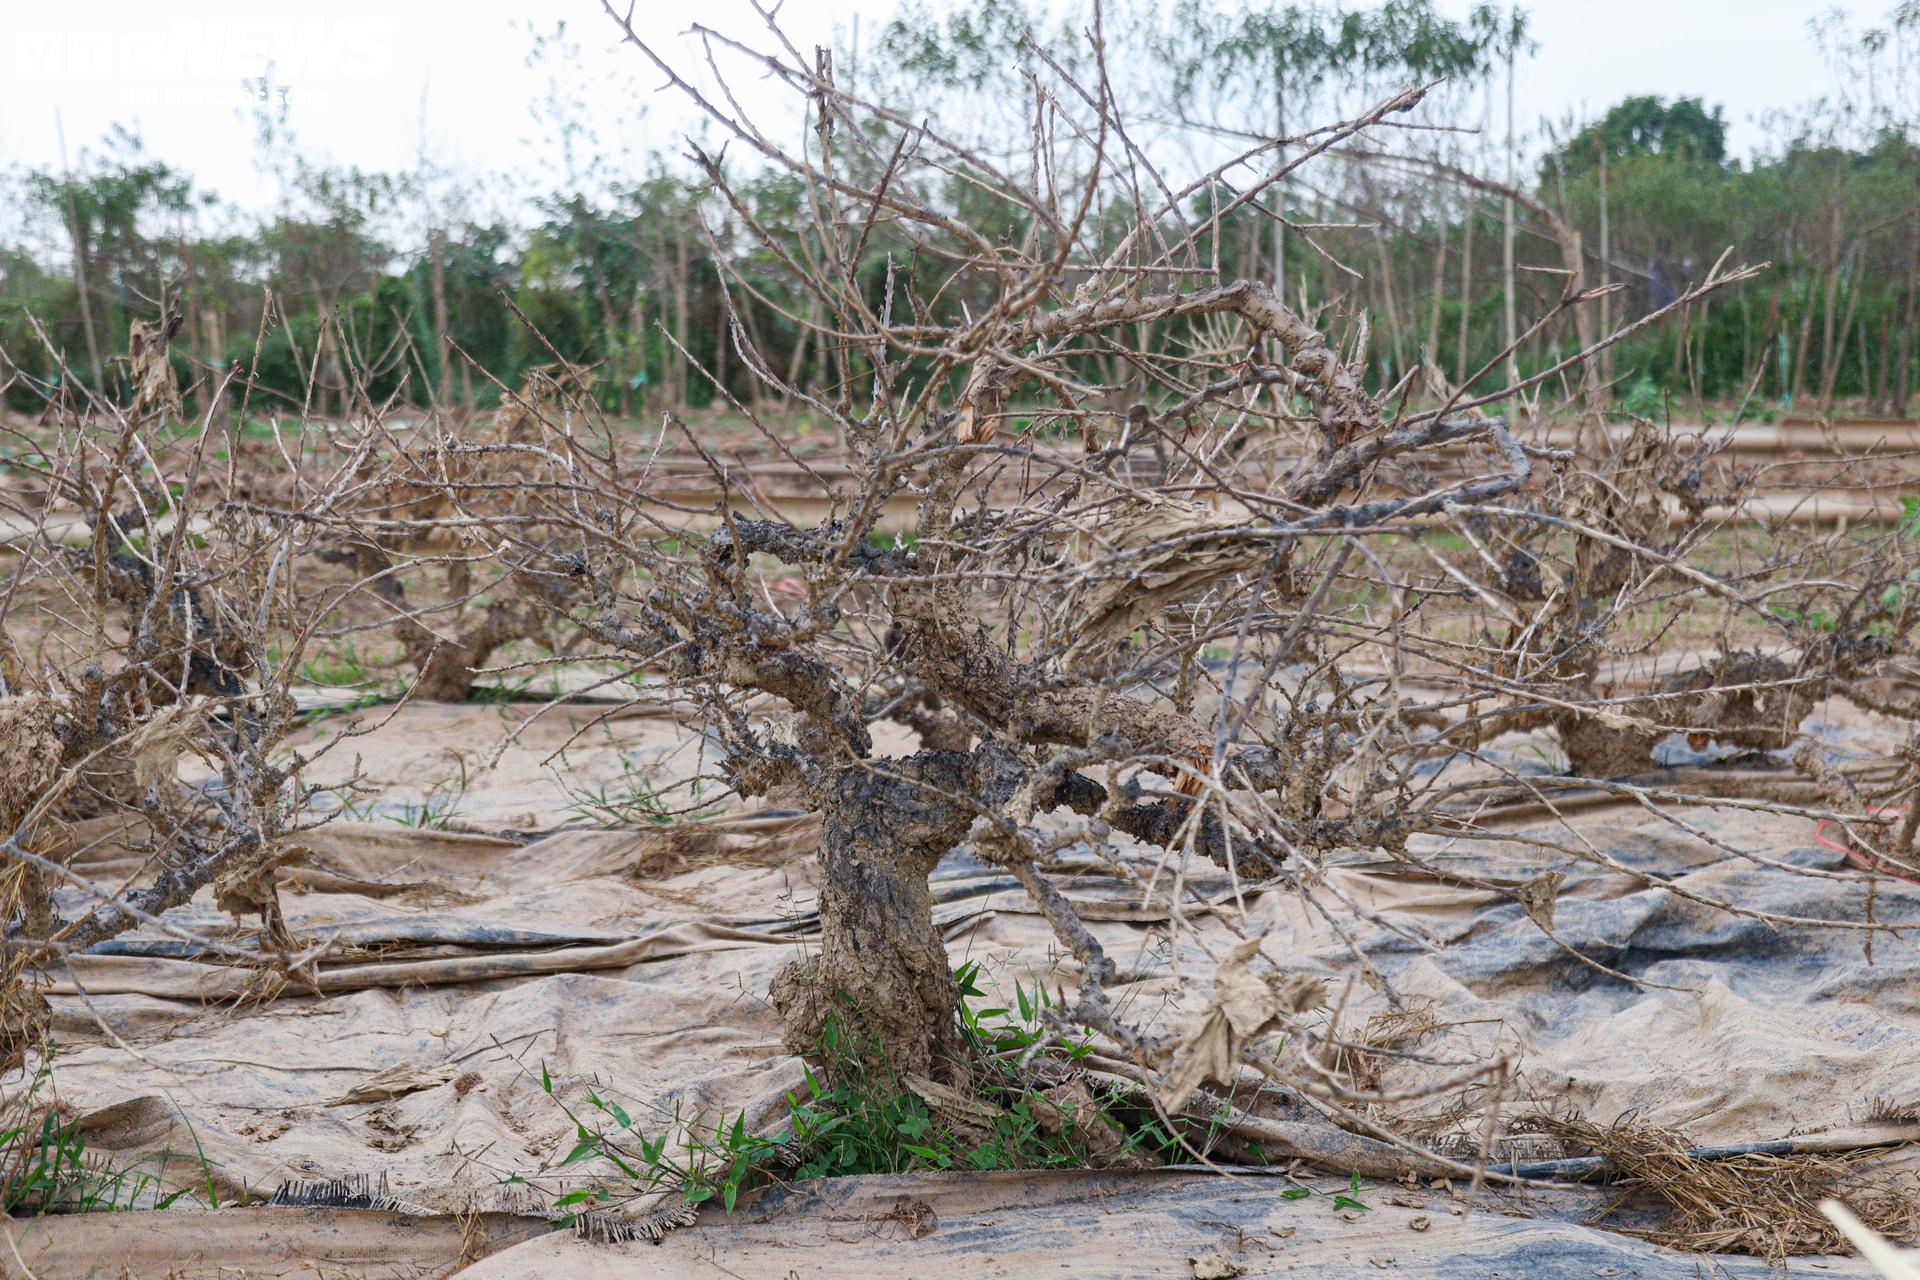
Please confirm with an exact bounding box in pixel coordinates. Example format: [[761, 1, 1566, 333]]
[[523, 961, 1179, 1227]]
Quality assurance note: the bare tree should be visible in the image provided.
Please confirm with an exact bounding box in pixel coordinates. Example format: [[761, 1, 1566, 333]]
[[0, 307, 397, 1068], [15, 3, 1916, 1191], [357, 5, 1912, 1159]]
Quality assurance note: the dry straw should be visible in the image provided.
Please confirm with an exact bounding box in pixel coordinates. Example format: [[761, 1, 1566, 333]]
[[1553, 1114, 1920, 1258]]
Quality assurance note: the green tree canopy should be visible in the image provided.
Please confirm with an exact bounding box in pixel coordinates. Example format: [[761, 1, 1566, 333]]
[[1554, 95, 1729, 179]]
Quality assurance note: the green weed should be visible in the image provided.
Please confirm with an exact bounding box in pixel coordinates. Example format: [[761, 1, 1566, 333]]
[[561, 758, 706, 827], [0, 1058, 214, 1214], [464, 680, 537, 703], [1769, 602, 1839, 633], [533, 1063, 779, 1218], [526, 963, 1166, 1223], [295, 691, 389, 725], [389, 769, 468, 829], [1279, 1169, 1373, 1212], [331, 762, 468, 829], [1615, 377, 1667, 421], [299, 641, 375, 691]]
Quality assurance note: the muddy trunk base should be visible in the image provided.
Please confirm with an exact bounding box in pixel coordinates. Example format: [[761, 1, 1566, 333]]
[[771, 954, 964, 1088], [771, 753, 980, 1086]]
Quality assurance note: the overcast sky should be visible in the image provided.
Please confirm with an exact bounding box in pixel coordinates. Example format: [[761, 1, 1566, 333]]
[[0, 0, 1858, 214]]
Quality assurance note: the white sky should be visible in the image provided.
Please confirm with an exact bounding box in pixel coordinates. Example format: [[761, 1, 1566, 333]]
[[0, 0, 1858, 215]]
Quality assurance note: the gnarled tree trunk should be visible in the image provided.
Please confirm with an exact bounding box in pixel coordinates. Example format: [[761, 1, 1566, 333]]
[[771, 752, 976, 1084]]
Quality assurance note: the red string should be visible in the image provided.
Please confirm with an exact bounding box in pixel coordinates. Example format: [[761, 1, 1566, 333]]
[[1814, 806, 1920, 886]]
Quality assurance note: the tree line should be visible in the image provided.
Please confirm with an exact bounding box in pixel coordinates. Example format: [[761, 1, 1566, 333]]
[[4, 1, 1920, 422]]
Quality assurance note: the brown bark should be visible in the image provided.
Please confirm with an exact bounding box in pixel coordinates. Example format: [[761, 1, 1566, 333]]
[[430, 228, 455, 410], [1374, 226, 1406, 382], [1818, 247, 1859, 415], [355, 542, 541, 703], [673, 213, 691, 410], [1426, 214, 1447, 379], [179, 235, 207, 421], [892, 690, 972, 752], [771, 751, 977, 1083], [1597, 147, 1612, 396], [765, 744, 1264, 1084], [1456, 201, 1476, 389], [784, 298, 815, 394], [394, 601, 538, 703], [1903, 174, 1920, 414], [630, 291, 649, 410], [57, 153, 105, 395], [1819, 206, 1845, 399], [1791, 282, 1817, 404], [205, 307, 227, 414]]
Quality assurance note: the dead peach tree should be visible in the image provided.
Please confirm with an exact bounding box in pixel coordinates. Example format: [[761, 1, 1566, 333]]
[[319, 368, 582, 704], [360, 8, 1919, 1173], [0, 308, 405, 1068], [413, 7, 1566, 1093]]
